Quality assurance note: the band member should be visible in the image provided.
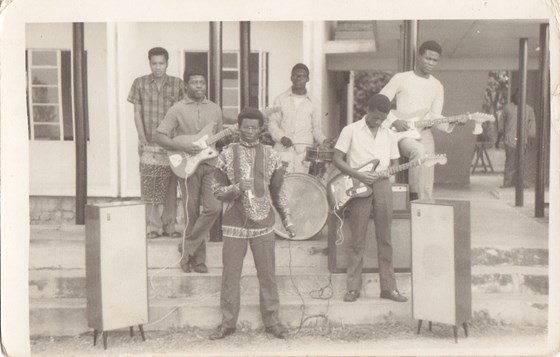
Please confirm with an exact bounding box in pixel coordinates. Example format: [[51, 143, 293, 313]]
[[333, 94, 407, 303], [209, 107, 296, 340], [155, 68, 223, 274], [498, 89, 536, 188], [268, 63, 334, 173], [380, 40, 466, 200], [127, 47, 184, 239]]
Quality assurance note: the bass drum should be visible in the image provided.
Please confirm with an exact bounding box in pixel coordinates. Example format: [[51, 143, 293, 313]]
[[274, 173, 328, 240]]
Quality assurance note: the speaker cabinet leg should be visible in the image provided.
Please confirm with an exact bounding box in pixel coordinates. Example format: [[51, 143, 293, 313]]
[[102, 332, 108, 350], [130, 326, 134, 337], [138, 324, 146, 341], [93, 330, 98, 346], [453, 326, 458, 344], [416, 320, 423, 334], [463, 322, 468, 337], [428, 321, 432, 331]]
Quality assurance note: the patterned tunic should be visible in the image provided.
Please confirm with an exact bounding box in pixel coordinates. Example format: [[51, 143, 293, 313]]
[[213, 141, 293, 238]]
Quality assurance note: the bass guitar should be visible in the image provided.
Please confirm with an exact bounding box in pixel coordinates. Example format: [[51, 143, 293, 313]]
[[327, 154, 447, 212], [390, 109, 495, 141], [167, 107, 279, 179]]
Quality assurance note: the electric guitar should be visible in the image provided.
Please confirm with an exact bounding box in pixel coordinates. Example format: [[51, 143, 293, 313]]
[[327, 154, 447, 212], [390, 109, 495, 141], [167, 107, 279, 179]]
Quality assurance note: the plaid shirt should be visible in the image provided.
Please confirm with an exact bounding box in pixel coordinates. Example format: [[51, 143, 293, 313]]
[[127, 74, 184, 143]]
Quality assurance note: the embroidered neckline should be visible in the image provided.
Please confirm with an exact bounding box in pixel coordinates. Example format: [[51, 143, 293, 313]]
[[239, 139, 260, 148]]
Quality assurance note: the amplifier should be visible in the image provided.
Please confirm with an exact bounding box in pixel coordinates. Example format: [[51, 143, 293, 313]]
[[392, 183, 410, 214]]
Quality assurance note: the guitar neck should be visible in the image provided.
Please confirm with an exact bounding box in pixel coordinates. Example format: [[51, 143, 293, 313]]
[[415, 115, 462, 128], [381, 159, 424, 176], [206, 127, 234, 145]]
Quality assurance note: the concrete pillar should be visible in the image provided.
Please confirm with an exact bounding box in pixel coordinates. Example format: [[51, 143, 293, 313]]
[[515, 38, 528, 207], [73, 23, 87, 224], [535, 23, 549, 217], [239, 21, 250, 109], [209, 22, 223, 107]]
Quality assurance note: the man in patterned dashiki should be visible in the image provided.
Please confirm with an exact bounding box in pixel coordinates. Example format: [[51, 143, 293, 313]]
[[209, 107, 296, 340]]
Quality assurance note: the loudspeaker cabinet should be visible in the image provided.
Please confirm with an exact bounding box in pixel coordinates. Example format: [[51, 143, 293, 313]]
[[411, 199, 471, 329], [85, 202, 149, 336]]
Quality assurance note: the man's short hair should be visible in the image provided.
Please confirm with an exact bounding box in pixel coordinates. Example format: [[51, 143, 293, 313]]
[[367, 94, 391, 114], [291, 63, 310, 76], [419, 40, 442, 56], [148, 47, 169, 61], [238, 107, 264, 127], [184, 67, 207, 83]]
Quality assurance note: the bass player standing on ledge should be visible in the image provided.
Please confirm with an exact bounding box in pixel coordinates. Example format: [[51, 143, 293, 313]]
[[333, 94, 407, 303], [380, 40, 467, 200], [155, 68, 223, 274]]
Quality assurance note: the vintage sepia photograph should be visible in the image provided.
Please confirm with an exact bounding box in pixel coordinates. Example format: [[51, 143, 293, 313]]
[[1, 0, 559, 356]]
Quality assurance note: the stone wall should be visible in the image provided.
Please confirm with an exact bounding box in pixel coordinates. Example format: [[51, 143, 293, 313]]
[[29, 196, 186, 225]]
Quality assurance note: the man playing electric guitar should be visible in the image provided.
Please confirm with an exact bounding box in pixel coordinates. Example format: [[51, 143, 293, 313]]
[[155, 67, 222, 274], [333, 94, 407, 303], [380, 40, 468, 200]]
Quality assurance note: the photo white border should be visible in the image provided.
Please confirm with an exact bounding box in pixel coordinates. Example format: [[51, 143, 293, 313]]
[[1, 0, 559, 356]]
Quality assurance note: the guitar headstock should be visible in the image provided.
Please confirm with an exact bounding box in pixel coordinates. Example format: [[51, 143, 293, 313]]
[[421, 154, 448, 167], [467, 112, 496, 123]]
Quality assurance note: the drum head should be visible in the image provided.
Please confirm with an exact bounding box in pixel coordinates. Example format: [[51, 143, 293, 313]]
[[274, 173, 328, 240]]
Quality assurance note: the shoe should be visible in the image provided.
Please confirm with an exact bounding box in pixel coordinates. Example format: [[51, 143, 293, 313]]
[[193, 263, 208, 274], [380, 289, 408, 302], [180, 258, 192, 273], [265, 324, 288, 339], [343, 290, 360, 302], [209, 325, 236, 340], [170, 231, 182, 238], [146, 231, 160, 239]]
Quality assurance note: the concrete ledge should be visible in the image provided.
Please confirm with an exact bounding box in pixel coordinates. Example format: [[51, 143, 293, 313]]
[[29, 293, 548, 337]]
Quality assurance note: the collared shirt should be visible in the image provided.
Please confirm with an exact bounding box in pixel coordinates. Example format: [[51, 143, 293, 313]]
[[268, 88, 326, 151], [157, 96, 223, 138], [499, 102, 536, 148], [127, 74, 184, 142], [335, 117, 400, 171]]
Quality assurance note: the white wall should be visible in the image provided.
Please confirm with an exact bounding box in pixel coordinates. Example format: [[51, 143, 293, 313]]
[[117, 21, 303, 196], [26, 23, 113, 196]]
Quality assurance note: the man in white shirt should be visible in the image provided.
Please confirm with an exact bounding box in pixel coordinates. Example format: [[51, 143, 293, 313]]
[[333, 94, 407, 303], [380, 40, 466, 200], [269, 63, 333, 173]]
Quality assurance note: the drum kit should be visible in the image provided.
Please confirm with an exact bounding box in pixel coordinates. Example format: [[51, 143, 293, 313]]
[[273, 145, 335, 241]]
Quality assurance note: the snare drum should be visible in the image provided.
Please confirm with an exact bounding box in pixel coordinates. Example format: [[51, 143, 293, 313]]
[[273, 173, 328, 240], [139, 146, 172, 204], [305, 146, 334, 163]]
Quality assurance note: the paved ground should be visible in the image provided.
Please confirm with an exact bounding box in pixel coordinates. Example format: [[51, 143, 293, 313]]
[[30, 319, 550, 357]]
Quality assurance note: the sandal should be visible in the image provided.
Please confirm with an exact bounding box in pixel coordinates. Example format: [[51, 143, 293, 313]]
[[170, 231, 182, 238], [180, 258, 192, 273], [146, 231, 160, 239]]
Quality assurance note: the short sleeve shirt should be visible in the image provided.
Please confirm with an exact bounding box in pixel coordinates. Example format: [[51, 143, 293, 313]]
[[157, 96, 223, 138], [127, 74, 184, 142], [335, 117, 400, 171]]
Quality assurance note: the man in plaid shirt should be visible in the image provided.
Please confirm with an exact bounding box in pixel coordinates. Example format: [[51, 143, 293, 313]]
[[127, 47, 184, 239]]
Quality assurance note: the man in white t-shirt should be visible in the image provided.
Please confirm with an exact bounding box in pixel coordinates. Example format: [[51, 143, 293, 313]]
[[269, 63, 334, 173], [380, 40, 466, 200], [333, 94, 407, 303]]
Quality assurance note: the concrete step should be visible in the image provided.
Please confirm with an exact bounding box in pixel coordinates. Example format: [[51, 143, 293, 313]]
[[29, 265, 548, 300], [30, 231, 548, 270], [29, 292, 548, 336]]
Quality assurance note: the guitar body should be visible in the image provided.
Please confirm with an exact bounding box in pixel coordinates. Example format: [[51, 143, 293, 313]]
[[167, 123, 219, 179], [327, 159, 379, 212]]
